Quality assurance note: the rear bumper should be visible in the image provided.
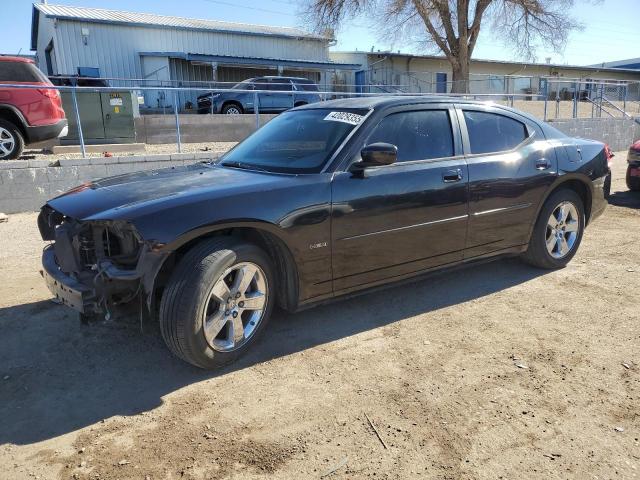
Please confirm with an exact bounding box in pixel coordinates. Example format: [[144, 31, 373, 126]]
[[590, 174, 609, 223], [26, 119, 68, 144]]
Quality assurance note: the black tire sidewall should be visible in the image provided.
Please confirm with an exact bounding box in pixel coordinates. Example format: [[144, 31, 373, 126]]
[[161, 240, 275, 369], [528, 189, 585, 269], [0, 119, 24, 160]]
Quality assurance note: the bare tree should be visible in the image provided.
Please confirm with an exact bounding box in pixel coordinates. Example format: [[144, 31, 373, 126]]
[[303, 0, 584, 93]]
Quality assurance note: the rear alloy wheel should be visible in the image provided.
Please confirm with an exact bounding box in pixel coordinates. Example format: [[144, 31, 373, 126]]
[[522, 189, 585, 269], [0, 119, 24, 160], [627, 165, 640, 192], [159, 238, 275, 369]]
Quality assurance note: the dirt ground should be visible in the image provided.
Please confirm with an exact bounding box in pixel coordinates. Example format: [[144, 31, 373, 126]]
[[0, 154, 638, 480]]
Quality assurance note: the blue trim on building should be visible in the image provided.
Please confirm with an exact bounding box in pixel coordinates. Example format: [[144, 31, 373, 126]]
[[140, 52, 362, 70]]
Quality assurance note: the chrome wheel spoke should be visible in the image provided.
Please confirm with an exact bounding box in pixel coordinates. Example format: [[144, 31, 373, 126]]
[[233, 264, 257, 295], [546, 231, 557, 254], [559, 236, 570, 256], [242, 292, 266, 310], [204, 310, 228, 343], [210, 277, 231, 302], [565, 219, 579, 232], [231, 315, 245, 345]]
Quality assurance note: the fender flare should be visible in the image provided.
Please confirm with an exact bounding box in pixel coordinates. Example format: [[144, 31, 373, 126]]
[[140, 220, 300, 313], [524, 172, 594, 243], [0, 103, 28, 136]]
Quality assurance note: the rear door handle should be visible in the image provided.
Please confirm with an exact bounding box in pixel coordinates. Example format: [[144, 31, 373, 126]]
[[535, 158, 551, 170], [442, 168, 463, 183]]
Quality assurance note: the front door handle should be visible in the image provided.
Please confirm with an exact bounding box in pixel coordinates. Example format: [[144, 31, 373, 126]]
[[535, 158, 551, 170], [442, 168, 463, 183]]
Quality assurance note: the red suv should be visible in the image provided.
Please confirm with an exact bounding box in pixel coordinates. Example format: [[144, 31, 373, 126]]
[[0, 56, 67, 160]]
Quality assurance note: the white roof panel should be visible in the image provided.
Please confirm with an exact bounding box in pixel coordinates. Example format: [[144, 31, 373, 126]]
[[34, 3, 327, 40]]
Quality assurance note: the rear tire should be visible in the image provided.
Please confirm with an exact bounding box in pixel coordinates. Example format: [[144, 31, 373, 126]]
[[522, 189, 585, 269], [627, 165, 640, 192], [159, 238, 275, 369], [0, 119, 24, 160]]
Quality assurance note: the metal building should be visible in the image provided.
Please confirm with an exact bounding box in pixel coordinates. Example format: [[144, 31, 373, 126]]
[[31, 3, 358, 110]]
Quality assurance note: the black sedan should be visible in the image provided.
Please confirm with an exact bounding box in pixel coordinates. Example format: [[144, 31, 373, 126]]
[[39, 97, 610, 368], [197, 76, 321, 114]]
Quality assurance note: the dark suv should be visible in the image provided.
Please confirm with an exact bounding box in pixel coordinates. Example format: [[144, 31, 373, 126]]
[[39, 97, 609, 369], [197, 76, 321, 114], [0, 56, 67, 159]]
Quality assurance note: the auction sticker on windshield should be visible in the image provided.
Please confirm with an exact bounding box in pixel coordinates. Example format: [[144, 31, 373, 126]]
[[323, 111, 364, 125]]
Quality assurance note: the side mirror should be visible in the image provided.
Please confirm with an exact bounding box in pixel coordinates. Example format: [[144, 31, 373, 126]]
[[351, 143, 397, 173]]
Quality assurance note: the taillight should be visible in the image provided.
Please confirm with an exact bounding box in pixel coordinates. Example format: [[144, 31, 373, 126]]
[[38, 88, 60, 99], [604, 144, 614, 168]]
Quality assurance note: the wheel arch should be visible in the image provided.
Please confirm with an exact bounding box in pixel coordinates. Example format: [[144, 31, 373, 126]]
[[0, 104, 28, 140], [148, 222, 300, 315], [221, 100, 244, 113], [527, 175, 593, 243]]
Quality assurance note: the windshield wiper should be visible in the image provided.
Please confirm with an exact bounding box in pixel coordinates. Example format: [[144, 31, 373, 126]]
[[220, 160, 270, 172]]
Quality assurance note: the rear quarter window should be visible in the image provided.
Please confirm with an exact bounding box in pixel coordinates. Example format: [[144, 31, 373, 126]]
[[463, 111, 528, 155], [0, 62, 49, 83]]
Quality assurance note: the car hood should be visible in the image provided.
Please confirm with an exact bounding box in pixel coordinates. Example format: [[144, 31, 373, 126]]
[[46, 163, 286, 221]]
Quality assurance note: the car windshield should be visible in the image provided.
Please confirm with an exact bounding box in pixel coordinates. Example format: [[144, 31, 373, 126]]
[[220, 108, 368, 173]]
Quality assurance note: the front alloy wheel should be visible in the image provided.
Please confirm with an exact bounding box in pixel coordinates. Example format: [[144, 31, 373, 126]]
[[159, 238, 275, 369], [203, 262, 268, 352]]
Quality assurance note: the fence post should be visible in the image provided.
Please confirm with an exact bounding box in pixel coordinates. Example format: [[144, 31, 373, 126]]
[[254, 90, 260, 129], [623, 84, 628, 113], [543, 80, 548, 121], [173, 90, 182, 153], [599, 83, 604, 118], [70, 86, 87, 159]]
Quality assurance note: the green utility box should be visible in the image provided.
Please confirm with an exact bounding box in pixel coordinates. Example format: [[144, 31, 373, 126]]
[[61, 91, 137, 144]]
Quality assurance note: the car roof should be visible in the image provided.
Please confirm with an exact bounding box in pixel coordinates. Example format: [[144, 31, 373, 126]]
[[0, 56, 35, 64], [299, 95, 545, 124], [253, 76, 313, 82]]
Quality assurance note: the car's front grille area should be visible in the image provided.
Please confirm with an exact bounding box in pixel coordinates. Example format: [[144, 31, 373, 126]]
[[78, 230, 96, 268]]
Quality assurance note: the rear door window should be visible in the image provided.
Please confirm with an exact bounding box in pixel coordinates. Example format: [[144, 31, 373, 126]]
[[366, 110, 455, 162], [269, 79, 293, 91], [0, 62, 49, 83], [462, 111, 528, 154]]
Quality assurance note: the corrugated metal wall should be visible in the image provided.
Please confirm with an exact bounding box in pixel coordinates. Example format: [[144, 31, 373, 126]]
[[49, 18, 329, 80]]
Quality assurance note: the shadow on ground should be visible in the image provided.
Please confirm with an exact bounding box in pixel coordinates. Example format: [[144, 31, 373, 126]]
[[0, 258, 545, 446], [607, 189, 640, 209]]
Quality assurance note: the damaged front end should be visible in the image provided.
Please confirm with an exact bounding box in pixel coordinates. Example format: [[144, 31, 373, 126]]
[[38, 205, 167, 319]]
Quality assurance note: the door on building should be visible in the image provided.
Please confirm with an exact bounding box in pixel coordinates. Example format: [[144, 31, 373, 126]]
[[355, 71, 365, 94], [456, 105, 557, 258], [331, 106, 469, 291], [436, 72, 447, 93]]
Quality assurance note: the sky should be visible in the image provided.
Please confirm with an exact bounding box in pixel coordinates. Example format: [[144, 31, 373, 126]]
[[4, 0, 639, 66]]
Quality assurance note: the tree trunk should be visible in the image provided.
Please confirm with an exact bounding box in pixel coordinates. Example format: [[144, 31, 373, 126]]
[[450, 59, 470, 94]]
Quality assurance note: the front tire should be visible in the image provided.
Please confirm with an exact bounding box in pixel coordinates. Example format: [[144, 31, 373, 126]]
[[222, 103, 243, 115], [0, 119, 25, 160], [627, 165, 640, 192], [522, 189, 585, 269], [159, 238, 275, 369]]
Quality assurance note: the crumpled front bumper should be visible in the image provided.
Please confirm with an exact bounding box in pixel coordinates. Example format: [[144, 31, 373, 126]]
[[41, 245, 94, 313]]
